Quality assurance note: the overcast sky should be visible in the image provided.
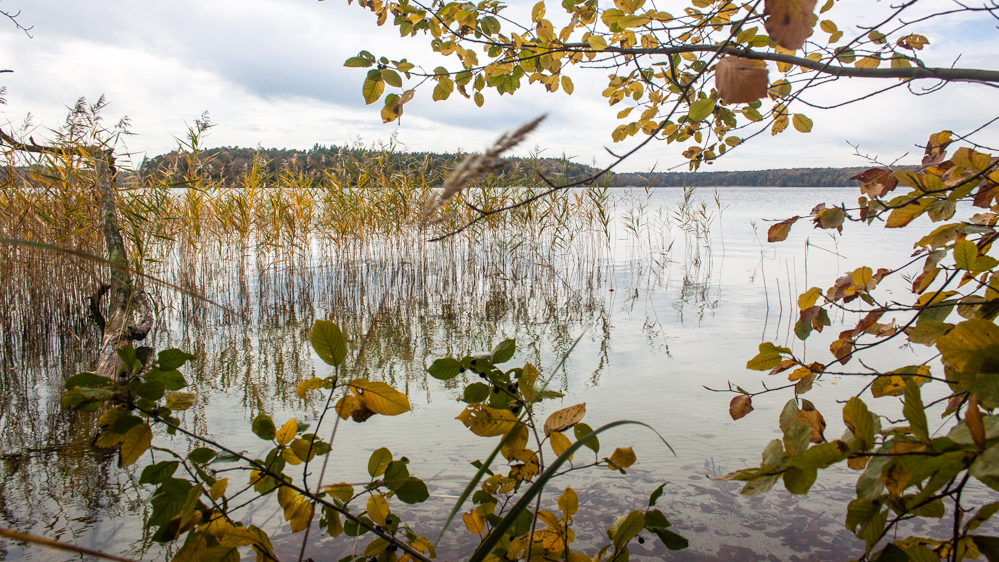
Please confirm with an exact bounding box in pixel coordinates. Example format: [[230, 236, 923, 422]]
[[0, 0, 996, 172]]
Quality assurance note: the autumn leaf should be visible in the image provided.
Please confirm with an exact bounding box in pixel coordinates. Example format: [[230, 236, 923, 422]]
[[608, 446, 637, 470], [730, 394, 754, 420], [716, 57, 769, 104], [119, 422, 153, 467], [763, 0, 817, 50], [550, 431, 574, 461], [296, 377, 325, 399], [768, 216, 799, 242], [544, 403, 587, 436], [456, 403, 519, 437], [350, 379, 411, 416], [275, 419, 298, 446], [967, 395, 987, 450]]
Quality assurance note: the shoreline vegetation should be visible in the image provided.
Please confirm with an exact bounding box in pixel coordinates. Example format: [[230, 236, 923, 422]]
[[138, 144, 877, 189]]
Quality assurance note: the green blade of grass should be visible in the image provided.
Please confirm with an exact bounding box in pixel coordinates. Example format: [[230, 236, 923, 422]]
[[433, 330, 588, 547], [469, 419, 673, 562]]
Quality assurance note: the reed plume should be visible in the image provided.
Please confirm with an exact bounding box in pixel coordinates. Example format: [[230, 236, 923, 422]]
[[422, 114, 546, 223]]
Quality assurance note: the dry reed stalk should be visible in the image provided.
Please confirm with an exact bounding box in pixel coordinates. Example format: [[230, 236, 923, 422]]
[[422, 115, 546, 223]]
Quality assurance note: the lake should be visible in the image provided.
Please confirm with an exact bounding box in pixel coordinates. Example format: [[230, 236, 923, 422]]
[[1, 186, 989, 561]]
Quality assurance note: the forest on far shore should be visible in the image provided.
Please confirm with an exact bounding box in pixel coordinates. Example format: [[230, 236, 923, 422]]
[[139, 145, 884, 188]]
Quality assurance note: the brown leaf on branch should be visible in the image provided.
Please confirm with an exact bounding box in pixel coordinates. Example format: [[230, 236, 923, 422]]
[[763, 0, 817, 50], [729, 395, 754, 420], [716, 57, 769, 104], [967, 394, 987, 450], [543, 403, 586, 436], [768, 216, 799, 242]]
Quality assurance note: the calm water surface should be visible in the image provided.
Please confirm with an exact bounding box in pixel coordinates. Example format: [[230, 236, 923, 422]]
[[1, 187, 990, 561]]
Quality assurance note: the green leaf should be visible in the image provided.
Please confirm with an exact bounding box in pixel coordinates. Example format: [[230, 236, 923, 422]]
[[903, 378, 929, 442], [491, 339, 516, 364], [157, 349, 196, 370], [135, 379, 166, 401], [395, 477, 430, 504], [612, 511, 645, 552], [574, 422, 599, 453], [368, 447, 392, 477], [844, 397, 875, 450], [312, 320, 348, 367], [462, 383, 490, 403], [252, 415, 277, 441], [64, 372, 113, 390], [973, 536, 999, 562], [189, 448, 217, 464], [969, 502, 999, 531], [428, 358, 462, 380], [688, 98, 716, 122], [782, 466, 817, 494], [648, 483, 666, 507], [381, 69, 403, 87], [955, 240, 980, 271], [140, 461, 179, 485], [651, 528, 689, 550], [384, 460, 410, 491]]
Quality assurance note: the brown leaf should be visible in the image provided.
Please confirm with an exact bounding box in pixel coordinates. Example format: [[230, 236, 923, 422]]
[[967, 394, 987, 450], [715, 57, 769, 104], [729, 394, 754, 420], [763, 0, 817, 50], [767, 216, 799, 242], [543, 403, 586, 436], [850, 168, 890, 183], [768, 358, 799, 375], [796, 400, 826, 443]]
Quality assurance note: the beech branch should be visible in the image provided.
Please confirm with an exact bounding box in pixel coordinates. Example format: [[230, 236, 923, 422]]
[[561, 43, 999, 84]]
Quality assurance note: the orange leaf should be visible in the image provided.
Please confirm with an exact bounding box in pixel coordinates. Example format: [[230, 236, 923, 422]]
[[967, 395, 987, 450], [768, 216, 799, 242], [763, 0, 817, 50], [715, 57, 769, 104], [729, 394, 754, 420]]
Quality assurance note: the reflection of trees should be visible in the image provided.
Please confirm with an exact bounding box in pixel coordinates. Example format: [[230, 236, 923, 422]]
[[0, 185, 732, 557]]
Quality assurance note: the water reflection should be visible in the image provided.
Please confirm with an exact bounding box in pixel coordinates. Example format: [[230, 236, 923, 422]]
[[2, 187, 956, 561]]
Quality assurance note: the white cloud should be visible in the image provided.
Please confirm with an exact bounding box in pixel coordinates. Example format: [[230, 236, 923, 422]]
[[0, 0, 995, 173]]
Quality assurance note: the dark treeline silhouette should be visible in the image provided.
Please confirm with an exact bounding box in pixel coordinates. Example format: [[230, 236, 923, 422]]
[[139, 145, 894, 188]]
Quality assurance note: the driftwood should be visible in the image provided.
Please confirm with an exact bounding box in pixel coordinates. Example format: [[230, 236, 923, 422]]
[[1, 130, 154, 377]]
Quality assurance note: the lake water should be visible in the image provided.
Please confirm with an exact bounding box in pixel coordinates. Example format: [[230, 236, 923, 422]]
[[1, 186, 991, 561]]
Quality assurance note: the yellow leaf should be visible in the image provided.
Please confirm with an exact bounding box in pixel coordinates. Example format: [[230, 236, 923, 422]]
[[335, 395, 362, 419], [286, 496, 314, 533], [792, 114, 812, 133], [289, 439, 317, 463], [276, 419, 298, 446], [350, 379, 411, 416], [855, 55, 881, 69], [281, 448, 303, 465], [520, 363, 539, 402], [324, 507, 343, 538], [94, 429, 126, 449], [501, 423, 530, 460], [510, 449, 540, 481], [550, 431, 574, 461], [325, 483, 354, 503], [165, 391, 197, 411], [482, 474, 517, 495], [278, 485, 297, 510], [219, 526, 257, 548], [798, 287, 822, 309], [788, 366, 812, 381], [456, 403, 519, 437], [561, 75, 574, 95], [210, 478, 228, 502], [119, 422, 153, 467], [608, 446, 637, 469], [296, 377, 325, 399], [463, 510, 485, 535], [558, 487, 578, 518], [937, 319, 999, 372], [544, 403, 586, 436], [587, 35, 608, 50], [367, 494, 390, 526]]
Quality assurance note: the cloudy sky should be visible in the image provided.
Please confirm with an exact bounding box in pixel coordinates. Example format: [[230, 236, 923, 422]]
[[0, 0, 996, 172]]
